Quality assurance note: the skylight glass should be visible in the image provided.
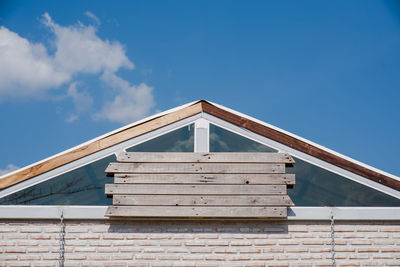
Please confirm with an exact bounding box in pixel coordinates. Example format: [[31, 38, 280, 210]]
[[126, 124, 194, 152], [209, 124, 400, 206], [0, 155, 115, 205]]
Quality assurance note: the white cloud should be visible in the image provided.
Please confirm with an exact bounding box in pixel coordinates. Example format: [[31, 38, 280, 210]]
[[0, 164, 19, 176], [85, 11, 101, 26], [0, 26, 68, 98], [0, 13, 155, 123], [93, 72, 155, 123]]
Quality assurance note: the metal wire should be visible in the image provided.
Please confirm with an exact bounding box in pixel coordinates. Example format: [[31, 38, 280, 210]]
[[59, 211, 65, 267], [330, 209, 336, 267]]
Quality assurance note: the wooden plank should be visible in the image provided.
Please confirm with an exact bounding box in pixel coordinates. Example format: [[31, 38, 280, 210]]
[[105, 163, 285, 174], [117, 152, 295, 164], [0, 102, 203, 189], [105, 206, 287, 218], [114, 173, 295, 185], [105, 184, 286, 195], [201, 101, 400, 191], [113, 195, 293, 206]]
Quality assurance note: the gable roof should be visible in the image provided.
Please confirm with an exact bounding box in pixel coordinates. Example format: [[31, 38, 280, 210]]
[[1, 100, 399, 192]]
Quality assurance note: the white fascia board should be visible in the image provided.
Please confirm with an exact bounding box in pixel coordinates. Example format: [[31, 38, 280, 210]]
[[203, 113, 400, 199], [207, 100, 400, 182], [0, 100, 201, 181], [0, 206, 399, 220], [0, 115, 201, 199]]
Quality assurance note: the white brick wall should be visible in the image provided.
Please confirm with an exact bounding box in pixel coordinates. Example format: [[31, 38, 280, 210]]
[[0, 220, 399, 266]]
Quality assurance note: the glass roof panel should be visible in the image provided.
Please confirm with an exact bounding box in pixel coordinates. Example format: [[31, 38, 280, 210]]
[[0, 154, 115, 205], [209, 124, 277, 152], [126, 124, 194, 152], [209, 124, 400, 206]]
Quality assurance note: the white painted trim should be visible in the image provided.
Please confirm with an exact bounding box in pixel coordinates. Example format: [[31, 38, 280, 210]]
[[203, 113, 400, 200], [0, 206, 399, 220], [0, 115, 200, 199], [207, 100, 400, 182], [194, 118, 210, 153]]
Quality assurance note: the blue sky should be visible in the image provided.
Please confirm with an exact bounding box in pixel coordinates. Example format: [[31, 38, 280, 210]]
[[0, 0, 399, 176]]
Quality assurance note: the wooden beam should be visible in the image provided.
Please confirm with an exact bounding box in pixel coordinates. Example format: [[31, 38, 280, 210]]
[[105, 184, 286, 195], [105, 163, 285, 175], [201, 101, 400, 191], [105, 206, 286, 218], [113, 195, 293, 206], [117, 152, 295, 164], [114, 173, 295, 185], [0, 102, 203, 189]]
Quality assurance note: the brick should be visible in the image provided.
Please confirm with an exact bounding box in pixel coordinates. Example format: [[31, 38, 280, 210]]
[[65, 254, 87, 260], [206, 240, 230, 246], [302, 240, 324, 245], [158, 255, 180, 260], [18, 255, 41, 260], [31, 234, 52, 240], [111, 254, 133, 260], [97, 247, 119, 253], [358, 247, 379, 252], [380, 226, 400, 232], [0, 227, 18, 233], [65, 226, 90, 233], [285, 247, 308, 253], [5, 248, 26, 253], [230, 255, 251, 261], [197, 234, 219, 239], [230, 241, 252, 246], [89, 240, 113, 247], [185, 241, 206, 246], [87, 254, 111, 260], [278, 240, 300, 245], [143, 247, 164, 253], [104, 262, 127, 267], [78, 233, 101, 239], [126, 233, 148, 239], [159, 240, 182, 246], [17, 240, 39, 246], [172, 234, 193, 240], [102, 233, 125, 240], [214, 248, 237, 254], [382, 247, 400, 252], [205, 255, 226, 261], [3, 234, 28, 239], [190, 247, 213, 254], [119, 247, 141, 253], [28, 248, 50, 253], [20, 227, 41, 233], [263, 247, 284, 253], [74, 247, 96, 252], [135, 254, 157, 260], [42, 254, 58, 260], [254, 240, 276, 246], [351, 240, 372, 245]]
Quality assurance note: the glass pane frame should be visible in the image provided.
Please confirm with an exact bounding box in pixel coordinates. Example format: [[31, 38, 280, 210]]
[[203, 113, 400, 202]]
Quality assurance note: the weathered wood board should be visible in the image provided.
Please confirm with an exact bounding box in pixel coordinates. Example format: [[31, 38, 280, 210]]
[[117, 152, 295, 164], [105, 152, 295, 219], [113, 195, 293, 206], [113, 173, 295, 185], [106, 184, 286, 195], [106, 162, 285, 175]]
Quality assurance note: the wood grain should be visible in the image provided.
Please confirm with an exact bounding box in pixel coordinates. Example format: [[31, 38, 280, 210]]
[[117, 152, 295, 164], [113, 195, 293, 206], [105, 184, 286, 195], [106, 162, 285, 175], [113, 173, 295, 185]]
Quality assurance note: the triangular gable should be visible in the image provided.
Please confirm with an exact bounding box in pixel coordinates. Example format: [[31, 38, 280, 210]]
[[1, 100, 399, 193]]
